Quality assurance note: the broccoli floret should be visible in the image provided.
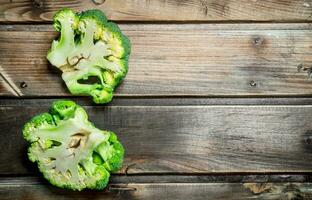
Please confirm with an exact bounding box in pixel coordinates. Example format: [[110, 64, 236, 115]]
[[23, 100, 125, 191], [47, 9, 131, 104]]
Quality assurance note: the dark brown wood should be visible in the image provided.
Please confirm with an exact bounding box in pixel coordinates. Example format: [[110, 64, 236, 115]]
[[1, 100, 312, 175], [2, 175, 311, 185], [2, 97, 312, 107], [0, 0, 312, 22], [1, 24, 312, 97], [0, 177, 311, 200], [1, 1, 312, 198]]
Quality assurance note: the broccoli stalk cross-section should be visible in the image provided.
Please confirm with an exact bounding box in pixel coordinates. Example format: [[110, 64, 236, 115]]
[[47, 9, 131, 104], [23, 100, 124, 191]]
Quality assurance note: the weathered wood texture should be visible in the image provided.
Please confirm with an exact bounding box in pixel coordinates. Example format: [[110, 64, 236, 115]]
[[3, 98, 312, 107], [0, 24, 312, 97], [0, 178, 311, 200], [1, 100, 312, 175], [0, 75, 15, 96], [2, 175, 312, 185], [0, 0, 312, 22]]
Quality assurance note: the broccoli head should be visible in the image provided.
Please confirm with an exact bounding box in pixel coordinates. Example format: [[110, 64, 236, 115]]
[[23, 100, 125, 191], [47, 9, 131, 104]]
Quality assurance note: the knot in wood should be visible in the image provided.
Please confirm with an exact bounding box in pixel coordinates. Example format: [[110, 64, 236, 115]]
[[305, 137, 312, 145], [33, 0, 43, 8], [92, 0, 106, 5], [249, 80, 257, 87], [253, 37, 264, 47]]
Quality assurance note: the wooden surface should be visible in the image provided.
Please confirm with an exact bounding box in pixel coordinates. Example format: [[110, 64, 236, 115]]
[[0, 177, 312, 200], [1, 1, 312, 199], [0, 75, 14, 96], [1, 99, 312, 175], [1, 0, 312, 22], [1, 181, 312, 200], [1, 24, 312, 97]]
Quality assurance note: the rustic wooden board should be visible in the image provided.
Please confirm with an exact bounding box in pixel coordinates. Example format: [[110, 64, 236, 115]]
[[2, 175, 312, 185], [0, 75, 17, 96], [1, 24, 312, 97], [1, 0, 312, 22], [2, 98, 312, 107], [0, 177, 311, 200], [1, 100, 312, 175]]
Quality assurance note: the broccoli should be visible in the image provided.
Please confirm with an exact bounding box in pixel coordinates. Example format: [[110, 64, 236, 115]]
[[47, 9, 131, 104], [23, 100, 124, 191]]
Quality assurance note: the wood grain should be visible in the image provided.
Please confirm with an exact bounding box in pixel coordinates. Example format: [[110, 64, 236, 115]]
[[0, 0, 312, 22], [0, 75, 16, 96], [1, 175, 312, 185], [1, 100, 312, 175], [0, 24, 312, 97], [3, 97, 312, 107], [0, 178, 311, 200]]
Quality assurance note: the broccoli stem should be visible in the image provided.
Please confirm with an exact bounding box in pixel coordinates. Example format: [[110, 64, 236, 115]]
[[47, 19, 75, 67]]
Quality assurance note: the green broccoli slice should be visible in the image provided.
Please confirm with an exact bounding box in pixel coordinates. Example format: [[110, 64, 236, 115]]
[[47, 8, 79, 67], [96, 132, 125, 172], [23, 100, 125, 191], [47, 9, 131, 104]]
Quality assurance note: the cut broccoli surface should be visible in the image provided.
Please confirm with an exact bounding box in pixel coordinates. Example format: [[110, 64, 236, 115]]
[[47, 9, 131, 104], [23, 100, 124, 191]]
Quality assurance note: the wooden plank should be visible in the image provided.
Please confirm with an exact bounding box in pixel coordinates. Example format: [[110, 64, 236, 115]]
[[2, 97, 312, 107], [100, 174, 312, 184], [2, 175, 312, 185], [0, 75, 16, 96], [1, 100, 312, 175], [0, 24, 312, 97], [0, 63, 24, 96], [0, 0, 312, 22], [0, 178, 311, 200]]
